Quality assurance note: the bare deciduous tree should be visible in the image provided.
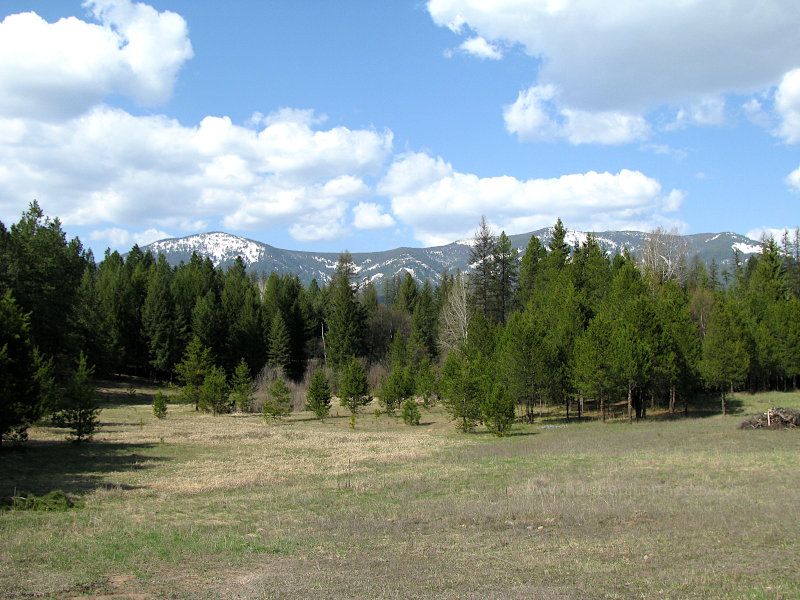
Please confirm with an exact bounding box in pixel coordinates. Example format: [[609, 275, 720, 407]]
[[438, 272, 470, 354], [640, 227, 688, 283]]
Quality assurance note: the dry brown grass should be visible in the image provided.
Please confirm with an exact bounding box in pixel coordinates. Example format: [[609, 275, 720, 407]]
[[1, 381, 799, 599]]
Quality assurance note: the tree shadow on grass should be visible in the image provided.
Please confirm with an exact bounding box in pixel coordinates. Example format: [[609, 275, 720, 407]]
[[0, 440, 168, 499]]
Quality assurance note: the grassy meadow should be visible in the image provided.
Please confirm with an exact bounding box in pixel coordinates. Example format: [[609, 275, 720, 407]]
[[1, 382, 799, 599]]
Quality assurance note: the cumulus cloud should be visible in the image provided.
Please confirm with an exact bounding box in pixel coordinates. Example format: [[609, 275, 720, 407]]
[[0, 0, 192, 120], [380, 152, 684, 246], [428, 1, 800, 110], [745, 227, 797, 243], [504, 85, 650, 145], [429, 1, 800, 142], [775, 68, 800, 143], [456, 36, 503, 60], [88, 226, 172, 249], [785, 165, 800, 193], [0, 104, 393, 246], [353, 202, 396, 229]]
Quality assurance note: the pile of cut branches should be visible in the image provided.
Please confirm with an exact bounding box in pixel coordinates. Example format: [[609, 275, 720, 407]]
[[740, 407, 800, 429]]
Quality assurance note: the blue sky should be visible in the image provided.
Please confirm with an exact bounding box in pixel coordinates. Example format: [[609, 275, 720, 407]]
[[1, 0, 798, 257]]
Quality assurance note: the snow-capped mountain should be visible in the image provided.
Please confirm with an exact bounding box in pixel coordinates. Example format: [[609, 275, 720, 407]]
[[140, 229, 764, 286]]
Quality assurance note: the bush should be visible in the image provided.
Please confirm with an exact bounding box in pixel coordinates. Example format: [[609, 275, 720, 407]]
[[2, 489, 77, 512], [152, 390, 167, 419], [401, 398, 421, 425]]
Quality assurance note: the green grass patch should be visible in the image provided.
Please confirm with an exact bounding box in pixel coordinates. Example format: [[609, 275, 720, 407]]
[[1, 384, 799, 599]]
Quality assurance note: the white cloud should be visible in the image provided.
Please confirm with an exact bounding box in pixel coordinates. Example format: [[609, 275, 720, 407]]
[[0, 1, 192, 120], [457, 36, 503, 60], [429, 1, 800, 141], [0, 104, 393, 243], [353, 202, 396, 229], [380, 152, 684, 245], [504, 85, 650, 145], [88, 226, 172, 249], [785, 165, 800, 193], [745, 227, 796, 243], [428, 1, 800, 112], [775, 68, 800, 143]]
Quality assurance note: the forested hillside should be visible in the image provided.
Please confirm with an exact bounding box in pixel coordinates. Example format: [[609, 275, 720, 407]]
[[2, 203, 799, 442], [139, 228, 763, 286]]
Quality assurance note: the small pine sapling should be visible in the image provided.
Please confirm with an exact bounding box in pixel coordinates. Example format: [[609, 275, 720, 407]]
[[60, 353, 100, 443], [199, 365, 231, 414], [263, 377, 291, 422], [401, 397, 421, 425], [152, 390, 167, 419], [305, 368, 332, 420], [482, 383, 515, 437], [338, 357, 371, 429], [230, 358, 253, 413]]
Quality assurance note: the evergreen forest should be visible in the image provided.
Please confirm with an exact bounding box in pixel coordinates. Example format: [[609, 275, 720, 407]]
[[2, 202, 800, 443]]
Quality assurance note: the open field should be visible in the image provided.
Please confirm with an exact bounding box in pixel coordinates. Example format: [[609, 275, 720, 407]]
[[2, 382, 800, 599]]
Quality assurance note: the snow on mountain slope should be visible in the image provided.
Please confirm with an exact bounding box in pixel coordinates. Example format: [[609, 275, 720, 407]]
[[139, 228, 764, 286]]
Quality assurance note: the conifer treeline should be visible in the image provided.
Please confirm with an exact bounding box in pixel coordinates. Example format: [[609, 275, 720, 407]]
[[2, 203, 799, 441]]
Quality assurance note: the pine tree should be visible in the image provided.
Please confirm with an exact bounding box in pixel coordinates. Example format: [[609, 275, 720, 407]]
[[468, 216, 498, 320], [482, 383, 515, 436], [262, 377, 291, 422], [199, 365, 231, 414], [438, 350, 485, 432], [338, 357, 371, 427], [192, 288, 224, 356], [548, 217, 570, 262], [152, 390, 168, 419], [0, 290, 48, 446], [401, 397, 421, 425], [415, 357, 438, 406], [379, 366, 413, 416], [143, 255, 183, 377], [5, 201, 86, 370], [517, 234, 547, 307], [700, 297, 750, 415], [326, 252, 365, 369], [306, 368, 332, 420], [490, 231, 519, 324], [60, 353, 100, 442], [268, 311, 291, 370], [174, 336, 214, 410], [230, 358, 253, 412]]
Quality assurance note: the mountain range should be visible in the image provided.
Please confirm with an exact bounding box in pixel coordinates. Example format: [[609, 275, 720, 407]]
[[140, 228, 764, 286]]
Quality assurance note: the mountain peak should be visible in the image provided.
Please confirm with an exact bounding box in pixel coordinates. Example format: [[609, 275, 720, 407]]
[[140, 229, 762, 285]]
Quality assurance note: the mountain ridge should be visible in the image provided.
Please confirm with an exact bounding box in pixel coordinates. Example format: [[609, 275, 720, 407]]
[[140, 228, 763, 286]]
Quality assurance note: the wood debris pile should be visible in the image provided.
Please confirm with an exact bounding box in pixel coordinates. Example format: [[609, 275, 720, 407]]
[[739, 407, 800, 429]]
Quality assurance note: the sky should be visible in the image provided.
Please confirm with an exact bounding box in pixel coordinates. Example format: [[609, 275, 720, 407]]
[[1, 0, 799, 258]]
